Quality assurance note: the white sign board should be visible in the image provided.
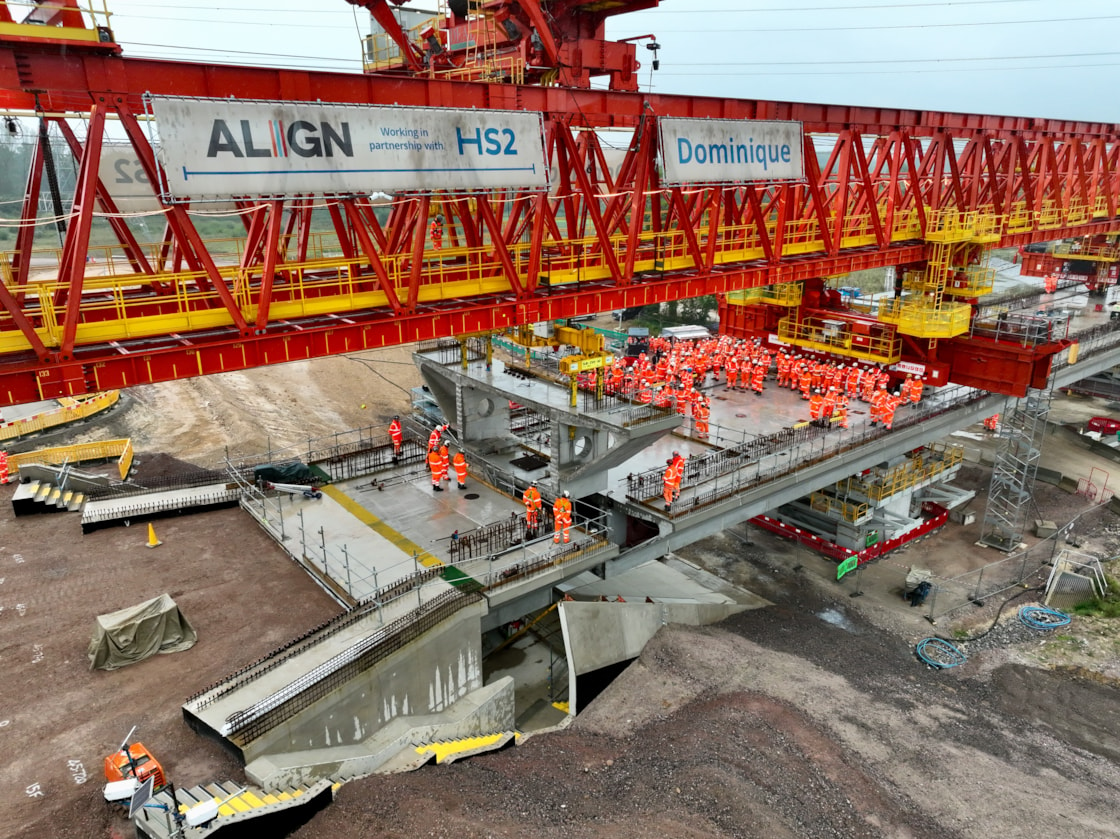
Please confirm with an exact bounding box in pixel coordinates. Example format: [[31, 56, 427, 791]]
[[660, 118, 804, 186], [148, 97, 548, 201], [889, 361, 927, 376]]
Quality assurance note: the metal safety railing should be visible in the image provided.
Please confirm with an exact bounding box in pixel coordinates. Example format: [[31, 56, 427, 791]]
[[627, 382, 992, 514], [186, 565, 445, 712], [923, 503, 1110, 622], [877, 298, 971, 339], [224, 584, 483, 746], [0, 390, 120, 442]]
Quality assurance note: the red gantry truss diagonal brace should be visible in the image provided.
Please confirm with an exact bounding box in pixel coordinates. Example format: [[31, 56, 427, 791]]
[[0, 31, 1118, 404]]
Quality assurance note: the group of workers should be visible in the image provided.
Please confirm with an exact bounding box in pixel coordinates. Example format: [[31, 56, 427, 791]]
[[589, 335, 929, 438], [521, 480, 573, 544], [404, 417, 577, 544], [402, 334, 942, 541], [422, 422, 470, 492]]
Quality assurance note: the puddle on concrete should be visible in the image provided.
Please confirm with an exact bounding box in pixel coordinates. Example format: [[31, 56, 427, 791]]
[[815, 608, 856, 632]]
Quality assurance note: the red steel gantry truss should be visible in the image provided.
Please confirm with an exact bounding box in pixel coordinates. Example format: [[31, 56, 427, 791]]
[[0, 0, 1118, 406]]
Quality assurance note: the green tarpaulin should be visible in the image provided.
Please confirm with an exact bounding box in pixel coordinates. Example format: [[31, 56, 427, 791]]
[[87, 594, 197, 671]]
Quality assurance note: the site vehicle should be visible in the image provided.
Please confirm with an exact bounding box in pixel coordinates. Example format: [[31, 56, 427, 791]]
[[1086, 417, 1120, 435]]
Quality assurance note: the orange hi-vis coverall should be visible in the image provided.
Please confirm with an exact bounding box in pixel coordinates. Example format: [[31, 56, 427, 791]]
[[909, 377, 923, 405], [452, 451, 468, 488], [427, 450, 444, 490], [809, 391, 824, 422], [389, 418, 403, 456], [662, 461, 677, 509], [523, 485, 542, 529], [553, 495, 573, 543], [428, 427, 442, 451], [438, 443, 450, 482]]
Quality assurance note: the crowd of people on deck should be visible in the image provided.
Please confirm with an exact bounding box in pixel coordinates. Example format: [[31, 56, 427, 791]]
[[575, 334, 928, 440]]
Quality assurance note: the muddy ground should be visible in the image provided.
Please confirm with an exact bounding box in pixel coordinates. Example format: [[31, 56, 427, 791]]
[[2, 349, 1120, 838]]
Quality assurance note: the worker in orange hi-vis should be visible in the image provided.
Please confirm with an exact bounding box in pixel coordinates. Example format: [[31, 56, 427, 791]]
[[451, 448, 468, 489], [662, 458, 676, 511], [869, 386, 886, 425], [438, 438, 451, 482], [388, 415, 403, 459], [862, 374, 878, 404], [751, 363, 765, 394], [429, 213, 444, 250], [694, 399, 710, 440], [523, 480, 542, 534], [428, 424, 444, 452], [846, 365, 861, 395], [799, 367, 813, 400], [670, 451, 686, 501], [984, 413, 1000, 431], [835, 394, 850, 429], [883, 392, 902, 430], [427, 448, 444, 492], [725, 356, 738, 391], [822, 387, 837, 424], [553, 491, 573, 544], [809, 389, 825, 425]]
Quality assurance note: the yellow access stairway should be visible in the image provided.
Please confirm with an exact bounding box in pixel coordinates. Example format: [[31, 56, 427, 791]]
[[134, 778, 336, 839]]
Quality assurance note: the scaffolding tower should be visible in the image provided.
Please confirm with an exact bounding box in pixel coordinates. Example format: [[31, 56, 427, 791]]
[[978, 377, 1055, 551]]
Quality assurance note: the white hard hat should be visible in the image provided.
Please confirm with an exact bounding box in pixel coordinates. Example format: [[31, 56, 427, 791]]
[[563, 491, 570, 498]]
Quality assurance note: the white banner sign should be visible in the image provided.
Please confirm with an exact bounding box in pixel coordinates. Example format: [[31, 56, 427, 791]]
[[97, 143, 235, 212], [660, 118, 804, 186], [889, 361, 927, 376], [148, 97, 548, 201]]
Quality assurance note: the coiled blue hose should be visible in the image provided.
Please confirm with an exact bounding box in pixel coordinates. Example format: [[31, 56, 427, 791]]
[[1018, 605, 1071, 630], [915, 637, 967, 669]]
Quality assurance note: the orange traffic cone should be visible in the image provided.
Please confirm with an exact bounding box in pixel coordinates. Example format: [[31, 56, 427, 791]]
[[146, 523, 162, 548]]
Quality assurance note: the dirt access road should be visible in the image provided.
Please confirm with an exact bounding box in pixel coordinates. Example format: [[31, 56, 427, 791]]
[[2, 351, 1120, 838]]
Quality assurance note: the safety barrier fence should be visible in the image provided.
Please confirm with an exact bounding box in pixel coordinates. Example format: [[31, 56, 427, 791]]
[[187, 564, 446, 712], [225, 584, 484, 746], [0, 390, 119, 442], [7, 437, 134, 480], [1056, 317, 1120, 369], [922, 503, 1109, 622], [483, 537, 616, 592], [84, 466, 247, 500], [448, 497, 611, 565], [752, 504, 950, 564], [416, 337, 490, 365], [627, 382, 990, 512], [976, 277, 1087, 320], [450, 510, 554, 563], [422, 339, 676, 429], [315, 438, 428, 482], [840, 444, 965, 505]]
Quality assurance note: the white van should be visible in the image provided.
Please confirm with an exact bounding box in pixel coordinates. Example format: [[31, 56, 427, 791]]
[[660, 324, 712, 341]]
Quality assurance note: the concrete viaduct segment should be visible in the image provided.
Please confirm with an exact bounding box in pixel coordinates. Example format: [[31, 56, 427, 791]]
[[184, 329, 1120, 790]]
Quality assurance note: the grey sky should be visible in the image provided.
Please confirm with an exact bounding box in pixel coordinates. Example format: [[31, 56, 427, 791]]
[[101, 0, 1120, 123]]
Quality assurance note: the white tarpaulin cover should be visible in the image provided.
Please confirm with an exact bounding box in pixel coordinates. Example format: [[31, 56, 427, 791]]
[[87, 594, 197, 671]]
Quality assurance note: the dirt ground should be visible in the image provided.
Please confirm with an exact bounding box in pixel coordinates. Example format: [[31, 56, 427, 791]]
[[3, 350, 1120, 839]]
